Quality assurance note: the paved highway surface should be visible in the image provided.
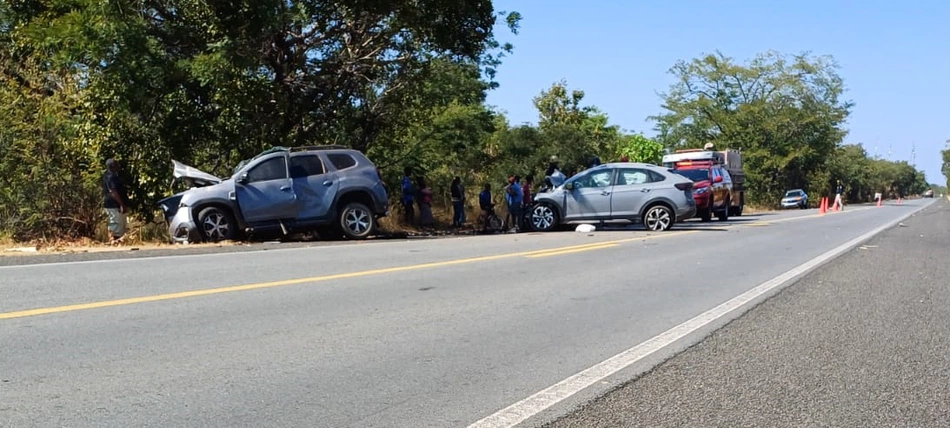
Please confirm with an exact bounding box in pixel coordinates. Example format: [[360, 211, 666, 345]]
[[548, 197, 950, 427], [0, 200, 936, 427]]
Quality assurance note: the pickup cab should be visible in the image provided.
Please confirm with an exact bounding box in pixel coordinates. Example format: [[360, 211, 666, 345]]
[[671, 160, 733, 222]]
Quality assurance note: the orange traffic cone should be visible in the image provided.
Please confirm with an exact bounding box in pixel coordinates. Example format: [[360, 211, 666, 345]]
[[898, 197, 902, 205], [877, 195, 883, 207], [833, 196, 840, 212], [820, 197, 827, 214]]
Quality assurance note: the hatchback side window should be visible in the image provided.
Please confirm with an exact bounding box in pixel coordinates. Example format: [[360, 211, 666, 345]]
[[327, 154, 357, 170], [574, 170, 613, 188], [290, 155, 325, 178], [618, 168, 655, 185], [246, 157, 287, 183]]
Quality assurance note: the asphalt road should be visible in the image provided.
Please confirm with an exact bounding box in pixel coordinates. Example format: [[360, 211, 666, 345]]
[[0, 200, 934, 428], [547, 197, 950, 427]]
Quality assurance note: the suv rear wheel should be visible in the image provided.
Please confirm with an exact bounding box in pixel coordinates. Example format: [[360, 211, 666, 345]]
[[339, 202, 375, 240]]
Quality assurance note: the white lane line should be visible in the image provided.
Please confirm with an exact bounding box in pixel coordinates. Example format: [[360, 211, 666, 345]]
[[468, 200, 934, 428]]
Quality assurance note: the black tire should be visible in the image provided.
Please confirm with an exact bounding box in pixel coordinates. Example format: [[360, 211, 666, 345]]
[[339, 202, 375, 240], [700, 203, 713, 222], [530, 203, 559, 232], [717, 198, 730, 221], [643, 204, 674, 231], [197, 206, 237, 242]]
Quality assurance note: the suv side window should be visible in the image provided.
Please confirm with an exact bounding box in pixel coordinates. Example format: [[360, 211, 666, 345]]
[[617, 168, 655, 185], [290, 155, 325, 178], [327, 153, 357, 171], [247, 156, 287, 183]]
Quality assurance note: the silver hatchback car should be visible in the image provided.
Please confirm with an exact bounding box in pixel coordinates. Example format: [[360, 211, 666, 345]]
[[158, 146, 389, 243], [530, 163, 697, 231]]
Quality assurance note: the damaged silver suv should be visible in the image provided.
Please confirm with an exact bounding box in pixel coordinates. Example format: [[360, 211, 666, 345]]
[[158, 146, 389, 243]]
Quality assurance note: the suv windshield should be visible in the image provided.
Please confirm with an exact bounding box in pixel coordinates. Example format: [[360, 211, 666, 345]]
[[785, 190, 803, 197], [673, 168, 710, 182]]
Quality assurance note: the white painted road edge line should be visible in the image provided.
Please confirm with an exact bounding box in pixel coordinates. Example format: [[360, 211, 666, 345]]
[[468, 199, 935, 428]]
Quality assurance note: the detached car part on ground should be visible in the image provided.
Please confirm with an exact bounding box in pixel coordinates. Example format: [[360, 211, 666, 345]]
[[528, 163, 697, 232], [157, 146, 389, 243]]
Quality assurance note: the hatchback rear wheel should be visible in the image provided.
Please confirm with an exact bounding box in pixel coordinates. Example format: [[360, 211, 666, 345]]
[[643, 205, 674, 231]]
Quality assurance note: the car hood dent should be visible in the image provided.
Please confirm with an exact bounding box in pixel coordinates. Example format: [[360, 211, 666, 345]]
[[173, 160, 221, 186]]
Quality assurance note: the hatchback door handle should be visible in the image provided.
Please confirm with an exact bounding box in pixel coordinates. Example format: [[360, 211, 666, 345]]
[[280, 186, 292, 191], [641, 189, 651, 193], [601, 191, 611, 196], [323, 181, 333, 187]]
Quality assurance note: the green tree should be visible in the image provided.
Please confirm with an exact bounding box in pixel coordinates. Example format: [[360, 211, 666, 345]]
[[942, 140, 950, 189], [615, 134, 664, 164], [0, 0, 521, 240], [651, 50, 853, 206]]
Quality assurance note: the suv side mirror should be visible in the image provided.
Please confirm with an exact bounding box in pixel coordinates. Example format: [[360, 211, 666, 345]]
[[714, 175, 723, 183], [564, 182, 575, 191], [237, 173, 249, 185]]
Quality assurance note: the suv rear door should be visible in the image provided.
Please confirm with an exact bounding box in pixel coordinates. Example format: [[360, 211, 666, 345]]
[[234, 152, 300, 223], [290, 153, 336, 221]]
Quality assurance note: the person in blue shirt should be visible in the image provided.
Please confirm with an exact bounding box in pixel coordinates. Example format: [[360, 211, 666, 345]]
[[505, 175, 523, 231], [402, 167, 415, 225], [479, 183, 494, 232]]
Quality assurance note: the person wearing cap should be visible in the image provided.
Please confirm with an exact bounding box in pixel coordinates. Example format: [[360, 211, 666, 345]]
[[103, 159, 130, 244]]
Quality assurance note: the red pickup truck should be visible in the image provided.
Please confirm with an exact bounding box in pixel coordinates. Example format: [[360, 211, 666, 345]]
[[662, 149, 745, 221]]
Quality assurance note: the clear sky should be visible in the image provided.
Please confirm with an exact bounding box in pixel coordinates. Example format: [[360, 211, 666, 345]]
[[486, 0, 950, 184]]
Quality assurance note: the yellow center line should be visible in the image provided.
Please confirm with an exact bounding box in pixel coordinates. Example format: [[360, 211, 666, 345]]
[[0, 231, 697, 321], [526, 243, 619, 258]]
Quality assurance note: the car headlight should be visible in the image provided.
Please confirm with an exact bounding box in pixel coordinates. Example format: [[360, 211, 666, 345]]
[[694, 187, 708, 195]]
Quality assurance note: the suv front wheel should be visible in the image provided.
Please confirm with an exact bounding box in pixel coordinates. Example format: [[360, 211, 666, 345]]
[[339, 202, 375, 240]]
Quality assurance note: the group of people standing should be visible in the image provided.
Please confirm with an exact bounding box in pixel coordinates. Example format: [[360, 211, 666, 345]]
[[399, 158, 573, 233]]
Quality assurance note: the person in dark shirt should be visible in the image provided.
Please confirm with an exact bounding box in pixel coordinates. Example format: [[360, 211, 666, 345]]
[[451, 176, 464, 228], [401, 167, 415, 225], [102, 159, 130, 244]]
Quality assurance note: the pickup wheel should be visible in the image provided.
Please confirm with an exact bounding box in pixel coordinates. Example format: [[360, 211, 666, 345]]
[[700, 203, 713, 222], [717, 197, 731, 221]]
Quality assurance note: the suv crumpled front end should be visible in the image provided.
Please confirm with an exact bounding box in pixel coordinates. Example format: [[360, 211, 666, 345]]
[[158, 161, 233, 244]]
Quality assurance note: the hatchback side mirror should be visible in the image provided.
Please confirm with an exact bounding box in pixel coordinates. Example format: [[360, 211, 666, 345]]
[[564, 182, 575, 191]]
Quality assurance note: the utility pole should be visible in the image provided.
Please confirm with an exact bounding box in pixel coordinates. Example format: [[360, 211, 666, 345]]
[[911, 142, 916, 166]]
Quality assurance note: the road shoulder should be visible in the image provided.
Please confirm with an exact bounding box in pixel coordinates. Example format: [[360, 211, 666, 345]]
[[546, 199, 950, 427]]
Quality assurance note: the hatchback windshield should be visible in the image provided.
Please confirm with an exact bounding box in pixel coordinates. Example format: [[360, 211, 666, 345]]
[[673, 168, 710, 182]]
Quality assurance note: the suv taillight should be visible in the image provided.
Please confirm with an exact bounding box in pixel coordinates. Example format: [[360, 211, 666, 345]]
[[675, 182, 693, 191]]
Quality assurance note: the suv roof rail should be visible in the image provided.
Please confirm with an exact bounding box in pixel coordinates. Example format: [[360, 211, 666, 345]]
[[291, 145, 350, 152]]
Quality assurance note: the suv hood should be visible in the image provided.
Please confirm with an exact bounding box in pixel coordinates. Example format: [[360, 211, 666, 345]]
[[173, 160, 221, 186]]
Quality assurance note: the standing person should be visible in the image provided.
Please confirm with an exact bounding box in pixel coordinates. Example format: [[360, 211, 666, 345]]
[[505, 175, 523, 232], [479, 183, 494, 232], [522, 175, 534, 231], [545, 157, 567, 188], [401, 167, 415, 225], [451, 176, 464, 228], [102, 159, 130, 245], [417, 177, 435, 228], [833, 180, 845, 211]]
